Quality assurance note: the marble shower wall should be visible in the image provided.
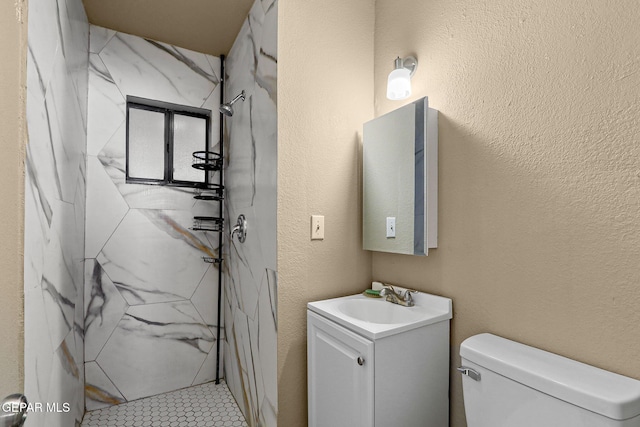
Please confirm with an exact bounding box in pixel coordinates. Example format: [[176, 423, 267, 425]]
[[222, 0, 278, 426], [24, 0, 89, 425], [84, 26, 224, 410]]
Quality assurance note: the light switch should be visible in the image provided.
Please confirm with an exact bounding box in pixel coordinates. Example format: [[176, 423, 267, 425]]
[[311, 215, 324, 240], [386, 217, 396, 238]]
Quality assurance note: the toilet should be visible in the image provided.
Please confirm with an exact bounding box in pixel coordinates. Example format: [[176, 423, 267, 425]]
[[459, 333, 640, 427]]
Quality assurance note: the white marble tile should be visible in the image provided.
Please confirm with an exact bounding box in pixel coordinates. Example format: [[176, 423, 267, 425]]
[[24, 287, 54, 409], [42, 203, 79, 350], [84, 260, 129, 361], [87, 54, 125, 156], [223, 2, 278, 424], [225, 98, 255, 212], [97, 209, 212, 305], [27, 0, 61, 95], [85, 156, 129, 257], [26, 96, 64, 206], [89, 25, 116, 55], [100, 32, 218, 107], [96, 301, 214, 401], [46, 49, 85, 203], [256, 2, 277, 105], [192, 341, 223, 386], [191, 265, 222, 333], [46, 331, 83, 427], [59, 0, 90, 130], [85, 361, 126, 411], [23, 162, 51, 291], [258, 270, 277, 410], [251, 85, 277, 271], [26, 47, 46, 112]]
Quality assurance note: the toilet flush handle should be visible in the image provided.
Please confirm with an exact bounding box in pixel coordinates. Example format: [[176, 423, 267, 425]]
[[457, 366, 481, 381]]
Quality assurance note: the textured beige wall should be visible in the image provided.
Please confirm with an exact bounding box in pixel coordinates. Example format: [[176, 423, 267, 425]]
[[277, 0, 374, 425], [374, 0, 640, 425], [0, 0, 26, 398]]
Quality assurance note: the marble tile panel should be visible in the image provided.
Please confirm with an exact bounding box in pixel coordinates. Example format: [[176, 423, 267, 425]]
[[256, 4, 277, 105], [42, 205, 80, 350], [87, 54, 125, 156], [24, 287, 54, 408], [23, 162, 50, 291], [96, 301, 215, 401], [191, 265, 222, 333], [26, 47, 46, 111], [85, 156, 129, 257], [225, 312, 251, 420], [84, 260, 129, 361], [46, 331, 83, 427], [85, 361, 126, 411], [251, 85, 277, 270], [225, 98, 255, 212], [26, 0, 60, 94], [192, 341, 224, 386], [99, 32, 218, 107], [52, 197, 85, 287], [45, 50, 85, 203], [26, 97, 64, 207], [257, 270, 277, 408], [89, 25, 116, 54], [97, 209, 212, 305], [59, 0, 90, 129]]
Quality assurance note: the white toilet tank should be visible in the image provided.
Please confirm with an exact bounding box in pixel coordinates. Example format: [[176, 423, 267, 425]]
[[459, 333, 640, 427]]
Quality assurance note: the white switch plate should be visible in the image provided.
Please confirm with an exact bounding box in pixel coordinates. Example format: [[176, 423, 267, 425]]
[[386, 217, 396, 238], [311, 215, 324, 240]]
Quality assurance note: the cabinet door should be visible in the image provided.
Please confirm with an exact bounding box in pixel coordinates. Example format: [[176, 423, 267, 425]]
[[308, 311, 374, 427]]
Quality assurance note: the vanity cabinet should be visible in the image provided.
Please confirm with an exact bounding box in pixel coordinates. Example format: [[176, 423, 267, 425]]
[[307, 298, 451, 427], [308, 311, 374, 427]]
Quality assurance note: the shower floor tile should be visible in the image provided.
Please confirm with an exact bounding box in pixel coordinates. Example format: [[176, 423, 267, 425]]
[[81, 380, 247, 427]]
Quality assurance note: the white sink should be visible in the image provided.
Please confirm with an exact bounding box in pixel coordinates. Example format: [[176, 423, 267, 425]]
[[308, 283, 452, 340], [338, 298, 423, 324]]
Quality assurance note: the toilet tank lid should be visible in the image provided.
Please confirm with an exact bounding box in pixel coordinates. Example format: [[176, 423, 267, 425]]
[[460, 333, 640, 421]]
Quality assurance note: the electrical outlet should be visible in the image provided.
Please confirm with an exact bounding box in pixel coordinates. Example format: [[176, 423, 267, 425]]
[[311, 215, 324, 240], [386, 217, 396, 238]]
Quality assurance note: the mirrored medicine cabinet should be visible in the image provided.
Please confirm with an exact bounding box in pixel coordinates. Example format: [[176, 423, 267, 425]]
[[362, 97, 438, 255]]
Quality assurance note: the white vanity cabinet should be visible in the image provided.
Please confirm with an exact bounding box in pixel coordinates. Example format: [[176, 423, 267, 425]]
[[307, 288, 452, 427], [308, 311, 374, 427]]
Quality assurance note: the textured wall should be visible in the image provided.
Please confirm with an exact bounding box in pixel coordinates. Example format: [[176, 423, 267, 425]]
[[277, 0, 374, 425], [222, 0, 278, 425], [374, 0, 640, 425], [0, 0, 26, 400], [24, 0, 89, 425], [84, 25, 223, 410]]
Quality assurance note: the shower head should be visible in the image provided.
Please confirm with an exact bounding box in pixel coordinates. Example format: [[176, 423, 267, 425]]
[[219, 90, 246, 116]]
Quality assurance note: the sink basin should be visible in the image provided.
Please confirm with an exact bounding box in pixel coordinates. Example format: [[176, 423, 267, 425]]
[[308, 285, 452, 340], [338, 299, 423, 324]]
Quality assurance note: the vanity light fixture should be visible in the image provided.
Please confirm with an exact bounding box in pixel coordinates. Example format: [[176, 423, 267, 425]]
[[386, 56, 418, 100]]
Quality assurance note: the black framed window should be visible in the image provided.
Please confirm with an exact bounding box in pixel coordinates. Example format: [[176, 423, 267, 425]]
[[126, 96, 212, 188]]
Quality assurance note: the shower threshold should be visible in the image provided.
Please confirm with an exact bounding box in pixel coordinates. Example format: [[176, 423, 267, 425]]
[[81, 380, 247, 427]]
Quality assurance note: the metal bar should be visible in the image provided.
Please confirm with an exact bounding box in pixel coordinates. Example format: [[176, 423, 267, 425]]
[[215, 54, 225, 385]]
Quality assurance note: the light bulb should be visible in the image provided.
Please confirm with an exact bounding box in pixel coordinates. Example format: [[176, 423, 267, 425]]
[[386, 67, 412, 100]]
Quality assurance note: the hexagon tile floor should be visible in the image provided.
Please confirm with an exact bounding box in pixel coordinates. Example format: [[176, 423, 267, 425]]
[[81, 381, 247, 427]]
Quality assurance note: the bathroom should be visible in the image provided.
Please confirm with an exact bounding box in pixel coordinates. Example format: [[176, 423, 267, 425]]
[[1, 0, 640, 426]]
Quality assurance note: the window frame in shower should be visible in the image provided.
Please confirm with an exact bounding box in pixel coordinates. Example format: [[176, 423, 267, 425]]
[[125, 96, 213, 189]]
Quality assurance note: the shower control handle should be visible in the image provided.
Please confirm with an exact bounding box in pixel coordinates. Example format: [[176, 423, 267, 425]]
[[231, 214, 247, 243]]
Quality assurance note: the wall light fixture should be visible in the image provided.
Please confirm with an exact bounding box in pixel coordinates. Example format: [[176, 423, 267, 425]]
[[386, 56, 418, 101]]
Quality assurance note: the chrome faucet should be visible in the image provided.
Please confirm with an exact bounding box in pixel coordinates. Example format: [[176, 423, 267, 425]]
[[379, 285, 415, 307]]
